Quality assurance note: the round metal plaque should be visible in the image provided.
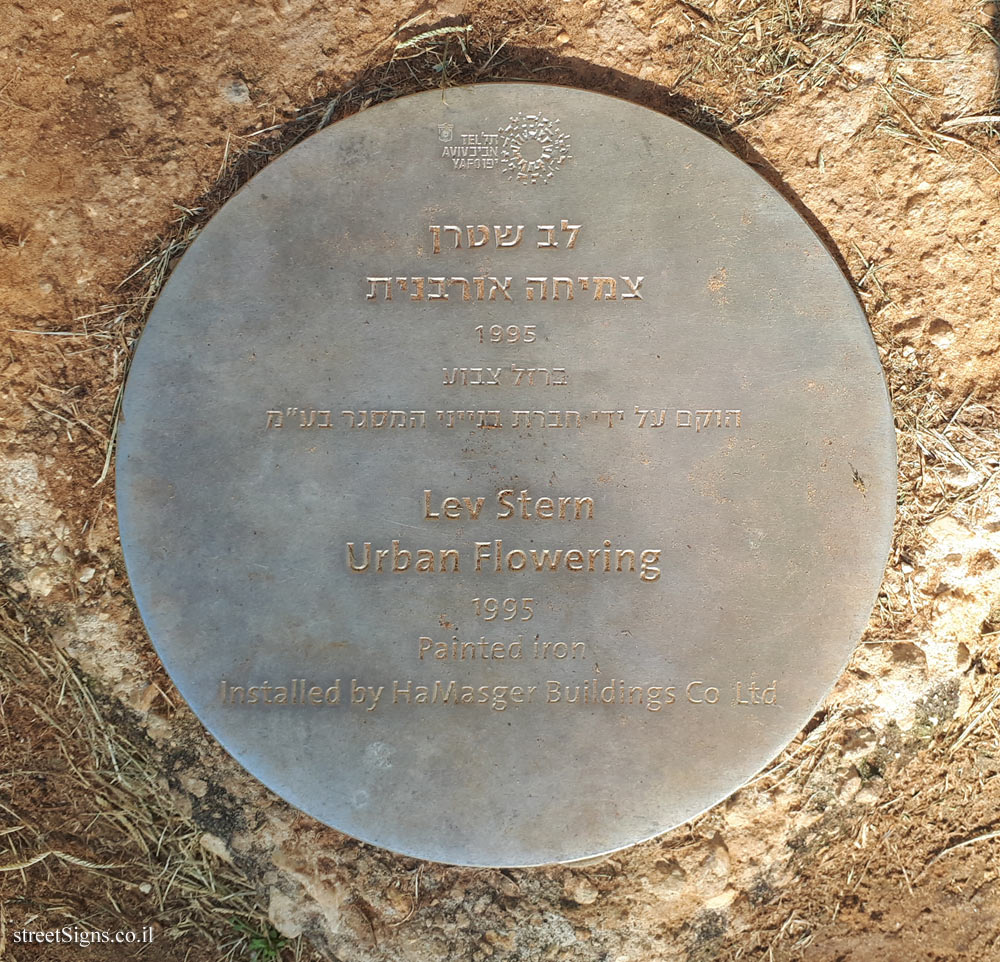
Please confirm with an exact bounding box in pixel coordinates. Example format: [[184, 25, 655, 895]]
[[117, 84, 896, 867]]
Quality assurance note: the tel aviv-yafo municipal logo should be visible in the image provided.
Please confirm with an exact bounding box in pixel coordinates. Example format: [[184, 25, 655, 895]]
[[498, 113, 572, 185]]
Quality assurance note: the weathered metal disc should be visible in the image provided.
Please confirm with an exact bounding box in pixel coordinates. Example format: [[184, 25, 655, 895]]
[[117, 84, 896, 867]]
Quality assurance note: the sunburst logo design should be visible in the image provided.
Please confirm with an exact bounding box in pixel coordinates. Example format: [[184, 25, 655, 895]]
[[498, 114, 572, 185]]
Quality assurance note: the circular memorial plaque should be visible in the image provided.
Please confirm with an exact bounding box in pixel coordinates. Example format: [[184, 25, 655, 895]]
[[117, 84, 896, 867]]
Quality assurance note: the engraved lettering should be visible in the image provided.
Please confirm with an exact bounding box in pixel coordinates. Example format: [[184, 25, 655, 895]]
[[494, 225, 524, 247], [537, 224, 558, 248], [621, 275, 644, 299], [419, 634, 527, 660], [468, 224, 490, 247], [687, 681, 721, 704], [509, 365, 568, 387], [488, 276, 513, 301], [560, 219, 581, 248], [593, 276, 617, 300], [443, 367, 503, 387], [525, 277, 548, 301], [424, 489, 487, 521], [347, 542, 460, 573], [362, 270, 638, 305], [593, 410, 625, 427], [545, 679, 677, 710], [366, 276, 392, 300], [496, 489, 595, 521], [695, 410, 714, 432], [552, 277, 574, 300], [635, 407, 667, 428]]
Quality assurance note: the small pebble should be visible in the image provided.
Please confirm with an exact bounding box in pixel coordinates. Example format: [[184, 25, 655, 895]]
[[223, 79, 251, 104], [563, 874, 599, 905]]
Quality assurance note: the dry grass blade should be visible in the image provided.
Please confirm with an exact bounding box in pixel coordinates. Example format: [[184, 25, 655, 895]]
[[0, 849, 129, 873], [879, 83, 940, 152], [678, 0, 908, 125], [866, 328, 1000, 634], [380, 10, 431, 48], [394, 24, 473, 54], [7, 329, 97, 336], [92, 357, 129, 487], [0, 592, 317, 959], [952, 689, 1000, 750], [919, 829, 1000, 878], [938, 114, 1000, 129]]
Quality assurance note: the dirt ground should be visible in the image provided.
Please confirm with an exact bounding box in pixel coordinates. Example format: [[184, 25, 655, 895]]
[[2, 0, 1000, 959]]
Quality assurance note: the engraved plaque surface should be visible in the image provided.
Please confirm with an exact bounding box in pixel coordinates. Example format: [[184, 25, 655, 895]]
[[117, 84, 896, 867]]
